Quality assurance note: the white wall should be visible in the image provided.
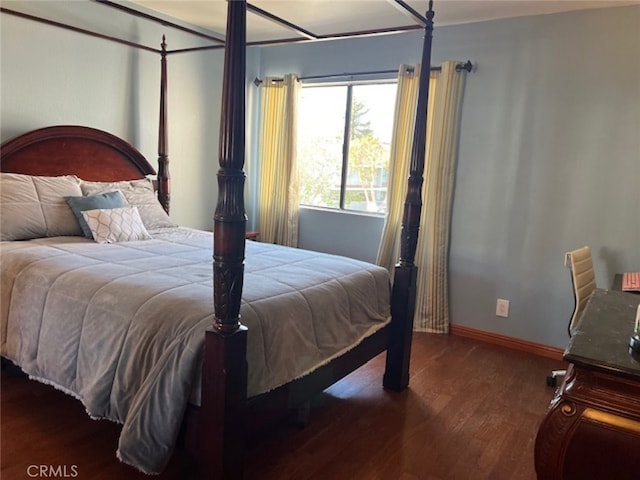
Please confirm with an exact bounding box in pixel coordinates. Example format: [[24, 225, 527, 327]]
[[253, 5, 640, 348]]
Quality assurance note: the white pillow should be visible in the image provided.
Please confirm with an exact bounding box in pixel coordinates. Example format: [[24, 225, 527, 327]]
[[0, 172, 83, 240], [81, 206, 152, 244], [80, 179, 176, 231]]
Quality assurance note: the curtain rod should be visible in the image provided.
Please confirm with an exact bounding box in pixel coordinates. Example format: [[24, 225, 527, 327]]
[[254, 60, 472, 86]]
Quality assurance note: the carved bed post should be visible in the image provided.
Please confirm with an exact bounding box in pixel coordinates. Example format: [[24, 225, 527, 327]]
[[200, 1, 248, 479], [384, 0, 434, 392], [157, 36, 170, 213]]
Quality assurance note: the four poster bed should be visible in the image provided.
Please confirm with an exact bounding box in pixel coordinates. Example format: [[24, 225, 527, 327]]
[[0, 1, 435, 478]]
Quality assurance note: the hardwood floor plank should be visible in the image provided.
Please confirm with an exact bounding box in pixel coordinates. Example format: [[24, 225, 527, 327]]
[[1, 333, 562, 479]]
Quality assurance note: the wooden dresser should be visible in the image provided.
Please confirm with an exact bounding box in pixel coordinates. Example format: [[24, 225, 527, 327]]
[[535, 288, 640, 480]]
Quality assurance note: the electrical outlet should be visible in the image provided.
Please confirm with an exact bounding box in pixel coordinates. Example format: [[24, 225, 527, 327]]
[[496, 298, 510, 318]]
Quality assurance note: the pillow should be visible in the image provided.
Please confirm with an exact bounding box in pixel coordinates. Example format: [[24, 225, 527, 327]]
[[80, 179, 176, 230], [65, 191, 126, 239], [81, 206, 152, 243], [1, 172, 83, 241]]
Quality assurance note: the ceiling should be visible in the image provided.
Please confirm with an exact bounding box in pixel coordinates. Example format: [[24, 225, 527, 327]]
[[3, 0, 638, 52], [129, 0, 640, 44]]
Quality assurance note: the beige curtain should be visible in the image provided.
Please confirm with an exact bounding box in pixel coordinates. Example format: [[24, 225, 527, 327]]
[[256, 74, 300, 246], [377, 65, 436, 272], [377, 61, 466, 333]]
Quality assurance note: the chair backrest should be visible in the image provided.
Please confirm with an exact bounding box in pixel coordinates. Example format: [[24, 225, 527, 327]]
[[565, 246, 596, 335]]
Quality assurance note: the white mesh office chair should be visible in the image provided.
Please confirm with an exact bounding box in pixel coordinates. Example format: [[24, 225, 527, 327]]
[[546, 246, 596, 387]]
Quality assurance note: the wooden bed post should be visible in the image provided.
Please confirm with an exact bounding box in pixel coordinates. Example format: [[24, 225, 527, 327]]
[[200, 1, 248, 479], [384, 0, 434, 392], [157, 36, 170, 213]]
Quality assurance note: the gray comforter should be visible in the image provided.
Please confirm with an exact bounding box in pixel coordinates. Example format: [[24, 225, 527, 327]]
[[0, 227, 390, 474]]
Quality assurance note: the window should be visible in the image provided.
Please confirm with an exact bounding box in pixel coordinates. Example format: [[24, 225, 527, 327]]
[[297, 81, 397, 214]]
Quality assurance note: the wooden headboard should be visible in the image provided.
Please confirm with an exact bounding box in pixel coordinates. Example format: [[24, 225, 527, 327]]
[[0, 125, 155, 180], [0, 125, 170, 213]]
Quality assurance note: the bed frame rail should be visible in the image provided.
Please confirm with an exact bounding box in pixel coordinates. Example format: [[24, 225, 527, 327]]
[[384, 1, 434, 392], [201, 1, 249, 479], [202, 0, 434, 478]]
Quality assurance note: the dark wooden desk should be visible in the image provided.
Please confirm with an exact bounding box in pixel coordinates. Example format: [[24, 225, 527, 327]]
[[535, 289, 640, 480]]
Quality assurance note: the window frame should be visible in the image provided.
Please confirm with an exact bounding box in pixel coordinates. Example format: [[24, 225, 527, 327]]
[[297, 78, 398, 215]]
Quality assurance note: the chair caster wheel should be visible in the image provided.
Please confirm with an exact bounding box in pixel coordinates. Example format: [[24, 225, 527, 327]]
[[546, 375, 557, 387]]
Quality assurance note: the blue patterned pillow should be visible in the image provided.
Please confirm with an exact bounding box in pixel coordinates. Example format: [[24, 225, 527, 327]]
[[66, 191, 126, 238]]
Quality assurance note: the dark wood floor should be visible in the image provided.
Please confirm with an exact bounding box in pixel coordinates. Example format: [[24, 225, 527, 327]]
[[1, 333, 564, 480]]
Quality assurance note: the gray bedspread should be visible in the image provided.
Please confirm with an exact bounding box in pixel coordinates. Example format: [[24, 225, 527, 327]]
[[0, 227, 390, 474]]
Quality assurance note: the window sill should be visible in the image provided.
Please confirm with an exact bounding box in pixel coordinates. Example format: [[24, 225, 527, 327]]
[[299, 205, 385, 218]]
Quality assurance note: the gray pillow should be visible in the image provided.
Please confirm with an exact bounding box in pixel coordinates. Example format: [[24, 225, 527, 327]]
[[0, 172, 83, 241], [80, 179, 176, 231], [65, 190, 126, 238]]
